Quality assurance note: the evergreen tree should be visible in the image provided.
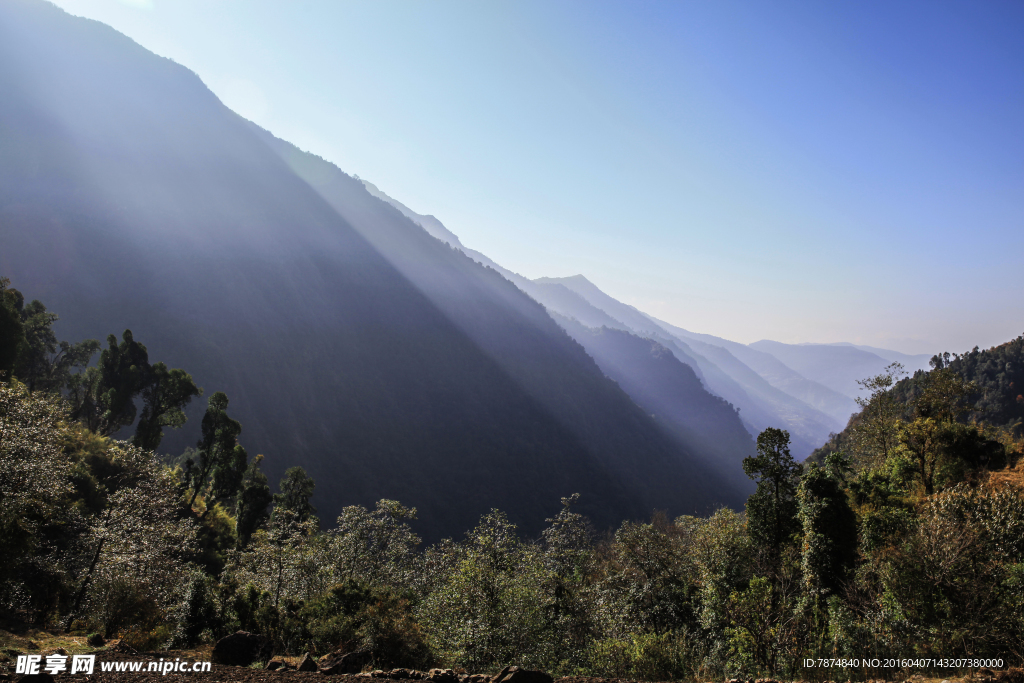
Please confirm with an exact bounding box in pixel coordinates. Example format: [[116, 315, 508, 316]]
[[235, 454, 273, 548], [0, 278, 26, 380], [186, 391, 248, 518], [72, 330, 151, 435], [134, 362, 202, 451], [743, 428, 802, 560], [273, 466, 318, 528], [797, 452, 857, 598]]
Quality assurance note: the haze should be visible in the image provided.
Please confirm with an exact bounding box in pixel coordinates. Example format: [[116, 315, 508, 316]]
[[48, 0, 1024, 355]]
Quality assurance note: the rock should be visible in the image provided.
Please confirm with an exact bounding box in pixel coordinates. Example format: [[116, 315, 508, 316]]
[[389, 670, 415, 679], [318, 650, 372, 675], [297, 654, 318, 672], [428, 669, 459, 683], [210, 631, 273, 667], [491, 666, 552, 683], [464, 676, 489, 683], [86, 634, 105, 647], [267, 660, 286, 671]]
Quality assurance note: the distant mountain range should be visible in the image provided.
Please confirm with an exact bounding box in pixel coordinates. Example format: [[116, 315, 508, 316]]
[[0, 0, 758, 540], [361, 182, 932, 459], [0, 0, 936, 540]]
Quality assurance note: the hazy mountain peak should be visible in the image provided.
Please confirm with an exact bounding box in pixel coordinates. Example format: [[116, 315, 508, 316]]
[[360, 178, 465, 249]]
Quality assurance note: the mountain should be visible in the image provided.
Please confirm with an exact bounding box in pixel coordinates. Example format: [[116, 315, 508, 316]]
[[536, 275, 666, 336], [647, 321, 859, 427], [534, 276, 845, 457], [342, 185, 877, 460], [826, 342, 931, 370], [552, 315, 755, 492], [0, 0, 747, 539], [748, 340, 922, 400]]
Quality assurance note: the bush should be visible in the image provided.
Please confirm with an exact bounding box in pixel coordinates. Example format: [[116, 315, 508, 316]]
[[171, 572, 220, 647], [587, 631, 698, 681]]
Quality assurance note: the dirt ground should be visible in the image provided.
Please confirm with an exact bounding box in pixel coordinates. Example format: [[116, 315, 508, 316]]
[[2, 629, 1019, 683]]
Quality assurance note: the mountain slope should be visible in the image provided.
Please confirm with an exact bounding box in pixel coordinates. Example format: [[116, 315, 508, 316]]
[[648, 319, 858, 427], [750, 340, 903, 399], [553, 315, 755, 492], [0, 0, 745, 538], [535, 277, 843, 457]]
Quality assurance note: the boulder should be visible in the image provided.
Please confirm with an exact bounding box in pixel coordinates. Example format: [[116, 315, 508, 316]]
[[428, 669, 459, 683], [297, 654, 318, 672], [267, 660, 286, 671], [318, 650, 372, 675], [211, 631, 273, 667], [491, 667, 552, 683]]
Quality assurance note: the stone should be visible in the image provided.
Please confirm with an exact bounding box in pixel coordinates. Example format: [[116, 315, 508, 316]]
[[297, 654, 318, 672], [210, 631, 273, 667], [428, 669, 459, 683], [86, 634, 105, 647], [318, 650, 372, 675], [491, 666, 552, 683], [267, 660, 286, 671]]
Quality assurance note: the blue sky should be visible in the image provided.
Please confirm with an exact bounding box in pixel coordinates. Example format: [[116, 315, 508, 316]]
[[49, 0, 1024, 354]]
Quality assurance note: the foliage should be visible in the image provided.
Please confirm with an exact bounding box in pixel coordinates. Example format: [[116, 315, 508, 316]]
[[235, 454, 273, 549], [185, 391, 247, 515], [418, 510, 549, 671], [743, 428, 802, 559], [274, 466, 318, 528], [6, 280, 1024, 678]]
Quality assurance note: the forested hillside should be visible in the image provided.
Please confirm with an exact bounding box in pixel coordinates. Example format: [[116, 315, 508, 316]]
[[3, 306, 1022, 679], [552, 315, 755, 490], [812, 335, 1024, 470]]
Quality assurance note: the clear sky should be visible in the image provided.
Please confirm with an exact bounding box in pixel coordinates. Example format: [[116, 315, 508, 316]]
[[48, 0, 1024, 355]]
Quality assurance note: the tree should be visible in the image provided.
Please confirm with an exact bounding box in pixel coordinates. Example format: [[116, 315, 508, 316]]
[[134, 362, 201, 451], [914, 366, 976, 423], [186, 391, 248, 517], [235, 454, 273, 548], [330, 499, 421, 588], [851, 362, 906, 466], [274, 466, 318, 528], [0, 382, 73, 601], [0, 278, 26, 380], [743, 428, 803, 558], [796, 452, 857, 598], [897, 418, 1004, 495], [70, 331, 151, 435]]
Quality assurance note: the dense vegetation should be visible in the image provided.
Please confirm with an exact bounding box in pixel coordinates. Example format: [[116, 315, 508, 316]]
[[3, 278, 1023, 680], [812, 336, 1024, 473]]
